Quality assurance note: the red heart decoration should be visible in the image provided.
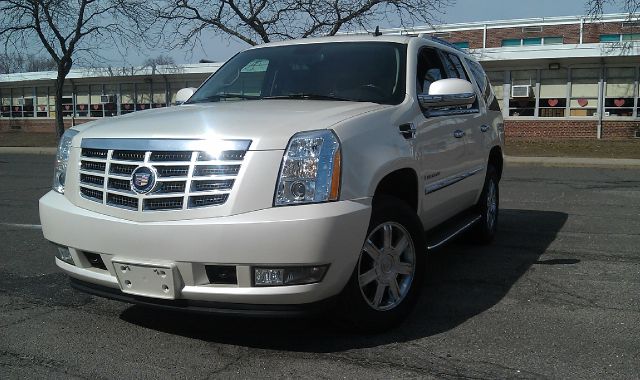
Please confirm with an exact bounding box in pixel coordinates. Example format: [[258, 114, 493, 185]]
[[13, 106, 19, 111], [64, 105, 70, 110], [79, 104, 85, 110], [39, 105, 45, 111], [92, 104, 99, 110], [547, 99, 559, 107], [140, 104, 146, 109], [124, 104, 130, 109], [577, 99, 589, 107], [614, 99, 625, 107]]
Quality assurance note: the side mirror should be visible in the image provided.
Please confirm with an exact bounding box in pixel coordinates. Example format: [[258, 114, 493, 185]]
[[176, 87, 197, 105], [418, 78, 476, 109]]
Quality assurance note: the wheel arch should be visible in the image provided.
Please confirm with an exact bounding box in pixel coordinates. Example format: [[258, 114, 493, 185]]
[[488, 146, 504, 181], [372, 167, 419, 212]]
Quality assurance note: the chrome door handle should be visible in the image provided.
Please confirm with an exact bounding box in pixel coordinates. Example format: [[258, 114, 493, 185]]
[[480, 125, 489, 132], [453, 130, 465, 138]]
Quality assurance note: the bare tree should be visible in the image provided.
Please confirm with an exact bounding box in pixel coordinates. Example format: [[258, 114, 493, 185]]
[[25, 54, 58, 72], [0, 53, 24, 74], [154, 0, 453, 50], [586, 0, 639, 19], [142, 54, 176, 67], [0, 53, 56, 73], [0, 0, 150, 138]]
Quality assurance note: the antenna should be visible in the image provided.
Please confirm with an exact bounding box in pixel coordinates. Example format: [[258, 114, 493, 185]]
[[373, 26, 382, 37]]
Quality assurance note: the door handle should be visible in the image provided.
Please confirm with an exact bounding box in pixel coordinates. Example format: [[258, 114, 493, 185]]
[[453, 130, 465, 138], [480, 125, 489, 132]]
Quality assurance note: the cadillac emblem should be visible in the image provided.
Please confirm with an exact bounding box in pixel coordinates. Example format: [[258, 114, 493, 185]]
[[130, 166, 157, 194]]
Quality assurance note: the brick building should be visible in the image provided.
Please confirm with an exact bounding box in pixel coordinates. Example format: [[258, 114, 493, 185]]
[[1, 13, 639, 139]]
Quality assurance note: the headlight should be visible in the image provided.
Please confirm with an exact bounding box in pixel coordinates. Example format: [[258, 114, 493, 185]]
[[274, 130, 341, 206], [53, 129, 79, 194]]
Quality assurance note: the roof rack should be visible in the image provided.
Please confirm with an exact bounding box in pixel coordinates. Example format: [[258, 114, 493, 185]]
[[417, 33, 467, 53]]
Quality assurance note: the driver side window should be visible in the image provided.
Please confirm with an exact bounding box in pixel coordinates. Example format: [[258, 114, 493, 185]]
[[417, 48, 447, 95]]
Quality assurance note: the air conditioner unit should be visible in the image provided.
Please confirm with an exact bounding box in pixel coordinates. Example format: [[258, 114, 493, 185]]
[[511, 85, 531, 98], [100, 95, 115, 103]]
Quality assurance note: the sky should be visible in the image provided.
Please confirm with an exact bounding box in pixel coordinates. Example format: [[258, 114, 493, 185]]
[[120, 0, 621, 66]]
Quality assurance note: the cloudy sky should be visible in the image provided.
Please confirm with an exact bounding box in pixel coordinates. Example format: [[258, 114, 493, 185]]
[[127, 0, 619, 66]]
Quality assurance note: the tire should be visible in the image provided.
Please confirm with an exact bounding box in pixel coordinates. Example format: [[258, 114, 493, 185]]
[[334, 196, 426, 332], [468, 165, 499, 244]]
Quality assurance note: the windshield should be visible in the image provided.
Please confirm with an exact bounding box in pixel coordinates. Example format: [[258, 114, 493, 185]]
[[187, 42, 407, 105]]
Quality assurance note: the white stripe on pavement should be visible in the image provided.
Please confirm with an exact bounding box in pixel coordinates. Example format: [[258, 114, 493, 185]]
[[0, 223, 42, 230]]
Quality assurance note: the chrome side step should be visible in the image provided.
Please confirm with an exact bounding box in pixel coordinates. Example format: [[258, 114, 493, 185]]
[[426, 214, 482, 250]]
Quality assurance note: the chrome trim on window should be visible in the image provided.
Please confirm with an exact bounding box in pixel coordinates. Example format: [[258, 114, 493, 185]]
[[425, 166, 485, 195]]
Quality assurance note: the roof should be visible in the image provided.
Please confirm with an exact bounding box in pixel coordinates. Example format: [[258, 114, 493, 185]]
[[0, 62, 223, 85], [250, 34, 414, 49]]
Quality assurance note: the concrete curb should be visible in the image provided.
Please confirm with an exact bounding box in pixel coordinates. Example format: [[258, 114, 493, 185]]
[[505, 155, 640, 168], [0, 147, 57, 155]]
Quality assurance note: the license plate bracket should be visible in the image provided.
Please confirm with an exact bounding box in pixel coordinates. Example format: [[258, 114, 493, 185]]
[[112, 260, 179, 299]]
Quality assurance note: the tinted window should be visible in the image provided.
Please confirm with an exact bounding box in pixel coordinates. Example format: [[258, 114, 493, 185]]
[[417, 48, 447, 94], [444, 53, 469, 81], [188, 42, 407, 105]]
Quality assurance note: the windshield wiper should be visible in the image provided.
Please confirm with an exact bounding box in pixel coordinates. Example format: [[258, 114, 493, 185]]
[[187, 94, 260, 104], [262, 94, 351, 101]]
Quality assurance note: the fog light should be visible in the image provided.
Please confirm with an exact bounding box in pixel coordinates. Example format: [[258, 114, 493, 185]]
[[55, 246, 74, 265], [254, 265, 329, 286]]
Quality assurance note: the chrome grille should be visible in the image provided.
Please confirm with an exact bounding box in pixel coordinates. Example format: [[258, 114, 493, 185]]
[[78, 139, 251, 211]]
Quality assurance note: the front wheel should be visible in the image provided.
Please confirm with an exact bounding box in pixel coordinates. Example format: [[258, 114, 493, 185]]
[[335, 196, 426, 332]]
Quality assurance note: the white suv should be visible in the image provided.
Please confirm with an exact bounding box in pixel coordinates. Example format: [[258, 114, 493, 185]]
[[39, 34, 504, 330]]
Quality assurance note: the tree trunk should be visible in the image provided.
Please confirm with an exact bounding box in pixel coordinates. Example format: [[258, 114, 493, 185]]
[[54, 71, 66, 140]]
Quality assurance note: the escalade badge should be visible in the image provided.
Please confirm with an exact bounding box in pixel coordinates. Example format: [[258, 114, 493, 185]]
[[130, 166, 157, 194]]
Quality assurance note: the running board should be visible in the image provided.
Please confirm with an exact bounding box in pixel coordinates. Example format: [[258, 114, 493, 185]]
[[426, 213, 482, 250]]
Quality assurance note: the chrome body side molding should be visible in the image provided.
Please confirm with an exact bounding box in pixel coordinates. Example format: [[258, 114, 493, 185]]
[[425, 166, 485, 195]]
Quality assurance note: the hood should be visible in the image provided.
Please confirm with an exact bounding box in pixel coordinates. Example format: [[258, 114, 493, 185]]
[[75, 100, 389, 150]]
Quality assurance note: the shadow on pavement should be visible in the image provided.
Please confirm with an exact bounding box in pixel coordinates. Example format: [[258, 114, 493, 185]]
[[120, 208, 568, 352]]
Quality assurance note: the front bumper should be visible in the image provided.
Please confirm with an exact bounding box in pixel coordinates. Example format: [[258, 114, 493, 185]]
[[40, 191, 371, 305]]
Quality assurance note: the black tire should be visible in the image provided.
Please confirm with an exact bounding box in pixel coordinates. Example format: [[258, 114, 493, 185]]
[[334, 196, 426, 332], [468, 165, 499, 244]]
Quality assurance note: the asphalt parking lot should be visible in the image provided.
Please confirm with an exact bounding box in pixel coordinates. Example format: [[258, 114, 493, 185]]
[[0, 153, 638, 379]]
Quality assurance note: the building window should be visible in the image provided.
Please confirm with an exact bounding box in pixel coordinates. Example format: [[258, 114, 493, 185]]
[[544, 36, 564, 45], [452, 41, 469, 49], [152, 82, 167, 108], [75, 85, 89, 117], [570, 68, 599, 117], [103, 85, 118, 117], [605, 67, 635, 117], [601, 33, 640, 43], [0, 89, 10, 118], [600, 34, 621, 43], [502, 38, 521, 47], [120, 84, 135, 114], [36, 87, 48, 117], [509, 70, 536, 116], [136, 83, 151, 111], [502, 36, 563, 47], [486, 71, 504, 102], [539, 69, 568, 117], [523, 37, 542, 46], [621, 33, 640, 42]]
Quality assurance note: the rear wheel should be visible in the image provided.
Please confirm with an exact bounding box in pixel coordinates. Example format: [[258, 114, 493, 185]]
[[335, 196, 426, 332], [469, 165, 499, 244]]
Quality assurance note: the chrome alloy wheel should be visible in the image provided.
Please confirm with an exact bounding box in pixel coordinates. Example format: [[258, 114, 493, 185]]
[[486, 180, 497, 231], [357, 222, 416, 311]]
